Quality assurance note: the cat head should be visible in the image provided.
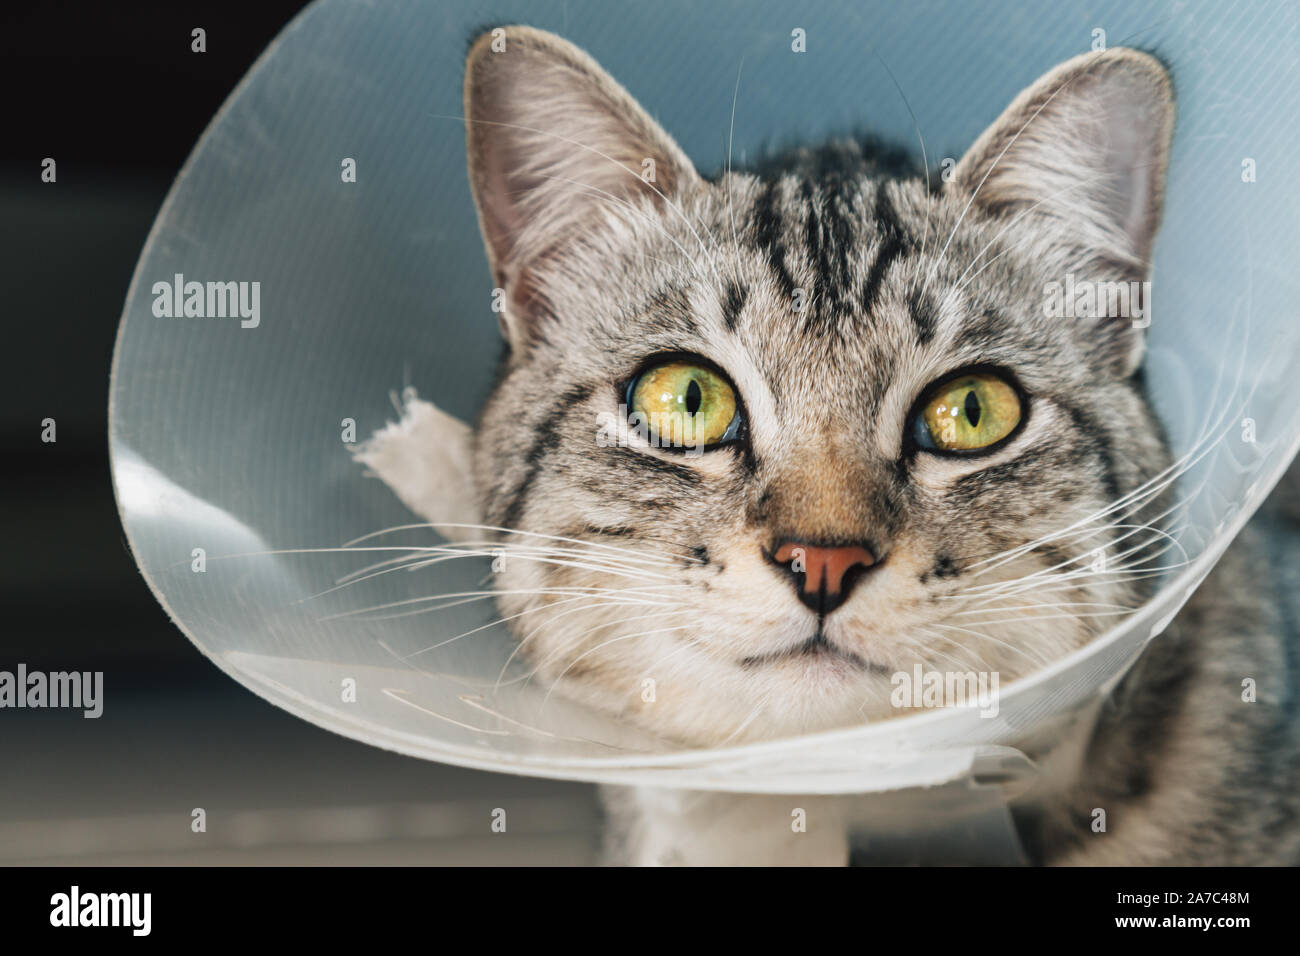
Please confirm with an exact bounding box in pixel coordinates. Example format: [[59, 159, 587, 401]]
[[447, 27, 1176, 745]]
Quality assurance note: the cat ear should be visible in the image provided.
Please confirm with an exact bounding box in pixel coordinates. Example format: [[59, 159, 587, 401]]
[[949, 48, 1174, 281], [464, 26, 701, 350]]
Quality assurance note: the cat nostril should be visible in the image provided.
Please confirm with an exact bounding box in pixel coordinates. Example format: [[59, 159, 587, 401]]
[[770, 541, 878, 616]]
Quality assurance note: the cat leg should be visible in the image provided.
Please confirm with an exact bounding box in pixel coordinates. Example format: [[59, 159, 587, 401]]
[[601, 785, 849, 866], [352, 389, 482, 542]]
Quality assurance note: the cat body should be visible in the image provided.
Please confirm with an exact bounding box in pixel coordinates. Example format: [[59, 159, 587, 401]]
[[361, 26, 1300, 864]]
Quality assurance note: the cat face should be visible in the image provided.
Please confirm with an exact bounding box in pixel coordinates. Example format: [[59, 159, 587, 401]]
[[462, 27, 1175, 745]]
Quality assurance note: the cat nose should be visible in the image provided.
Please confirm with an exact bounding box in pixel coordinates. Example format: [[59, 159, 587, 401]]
[[770, 541, 878, 616]]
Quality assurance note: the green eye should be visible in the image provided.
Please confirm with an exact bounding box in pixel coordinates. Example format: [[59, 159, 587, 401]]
[[915, 371, 1022, 452], [628, 359, 739, 449]]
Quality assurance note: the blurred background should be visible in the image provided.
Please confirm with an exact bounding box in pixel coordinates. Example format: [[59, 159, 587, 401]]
[[4, 0, 1298, 868], [0, 1, 600, 865]]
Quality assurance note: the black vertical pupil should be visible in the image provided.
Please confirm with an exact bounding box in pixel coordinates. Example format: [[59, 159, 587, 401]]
[[685, 378, 703, 416], [964, 390, 981, 427]]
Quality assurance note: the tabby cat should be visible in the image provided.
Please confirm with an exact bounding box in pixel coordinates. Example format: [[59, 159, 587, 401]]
[[360, 26, 1299, 864]]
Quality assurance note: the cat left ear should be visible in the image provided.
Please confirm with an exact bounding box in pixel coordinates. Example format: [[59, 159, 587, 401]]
[[949, 49, 1174, 373], [464, 26, 701, 352]]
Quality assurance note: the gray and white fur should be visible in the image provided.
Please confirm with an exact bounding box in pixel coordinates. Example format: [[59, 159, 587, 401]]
[[362, 26, 1300, 864]]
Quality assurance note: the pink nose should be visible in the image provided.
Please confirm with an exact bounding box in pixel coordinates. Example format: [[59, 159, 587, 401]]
[[772, 542, 877, 615]]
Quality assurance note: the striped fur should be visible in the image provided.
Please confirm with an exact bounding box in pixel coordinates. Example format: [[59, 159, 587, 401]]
[[449, 27, 1299, 864]]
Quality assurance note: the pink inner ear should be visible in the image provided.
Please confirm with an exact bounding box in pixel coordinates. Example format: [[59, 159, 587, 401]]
[[1098, 95, 1156, 246], [949, 51, 1172, 274], [475, 142, 530, 287], [464, 28, 704, 352]]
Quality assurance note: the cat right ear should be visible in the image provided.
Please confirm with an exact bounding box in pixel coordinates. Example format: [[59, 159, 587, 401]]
[[949, 48, 1175, 279], [464, 26, 701, 351], [947, 48, 1174, 377]]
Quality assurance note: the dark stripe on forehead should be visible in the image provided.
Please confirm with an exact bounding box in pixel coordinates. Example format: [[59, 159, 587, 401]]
[[801, 178, 825, 317], [861, 185, 906, 317], [499, 382, 592, 529], [801, 174, 856, 331], [908, 287, 938, 345], [721, 279, 747, 331], [749, 178, 799, 303]]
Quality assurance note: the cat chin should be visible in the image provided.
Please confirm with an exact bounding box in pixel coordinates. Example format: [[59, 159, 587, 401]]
[[535, 608, 1114, 747], [542, 652, 901, 748]]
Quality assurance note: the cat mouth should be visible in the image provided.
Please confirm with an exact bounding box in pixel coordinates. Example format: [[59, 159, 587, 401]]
[[740, 631, 882, 673]]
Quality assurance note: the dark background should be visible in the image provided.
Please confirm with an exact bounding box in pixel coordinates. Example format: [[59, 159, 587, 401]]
[[5, 2, 311, 679], [0, 2, 599, 865]]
